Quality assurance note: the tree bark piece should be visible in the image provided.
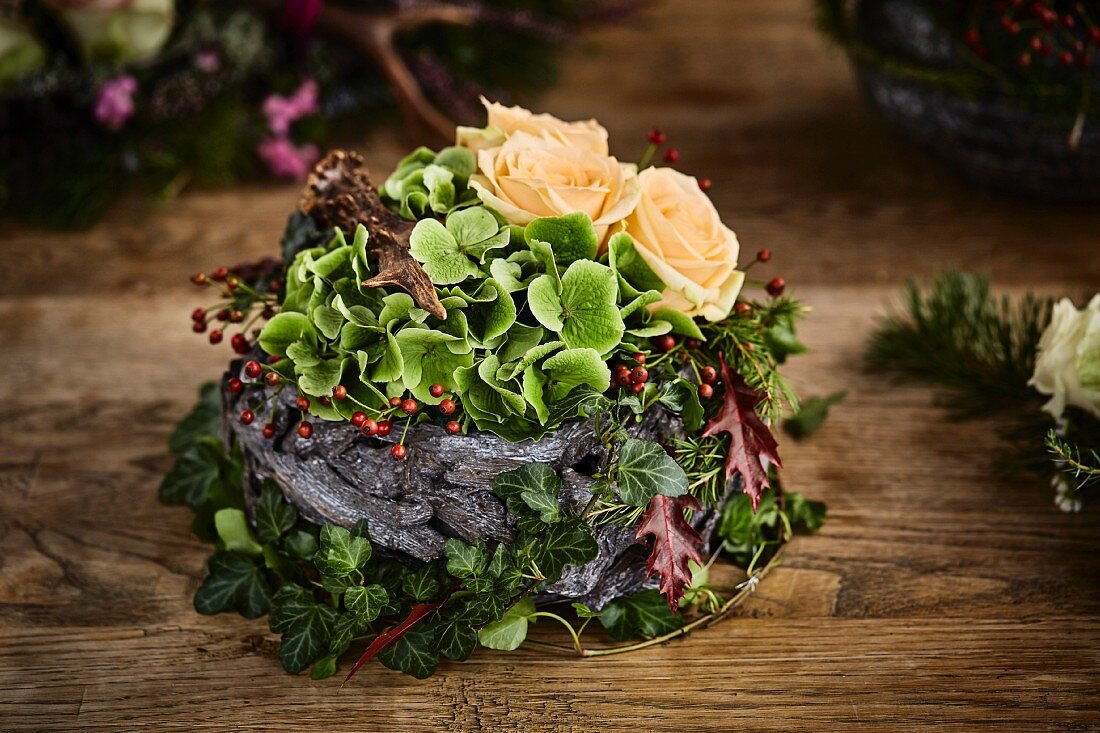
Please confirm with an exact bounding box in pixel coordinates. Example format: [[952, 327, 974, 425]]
[[224, 365, 737, 609]]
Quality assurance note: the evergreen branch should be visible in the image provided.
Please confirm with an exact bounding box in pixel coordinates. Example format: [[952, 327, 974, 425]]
[[1046, 430, 1100, 491]]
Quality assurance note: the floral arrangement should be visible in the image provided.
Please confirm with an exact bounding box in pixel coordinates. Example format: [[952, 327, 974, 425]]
[[160, 102, 826, 681], [868, 273, 1100, 511], [0, 0, 641, 228]]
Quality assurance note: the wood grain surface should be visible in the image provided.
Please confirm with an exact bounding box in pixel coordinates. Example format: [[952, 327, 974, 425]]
[[2, 0, 1099, 730]]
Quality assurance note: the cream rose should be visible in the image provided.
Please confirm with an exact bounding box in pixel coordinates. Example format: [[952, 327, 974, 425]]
[[1029, 295, 1100, 421], [623, 167, 744, 321], [456, 98, 608, 155], [468, 129, 640, 244], [43, 0, 175, 62]]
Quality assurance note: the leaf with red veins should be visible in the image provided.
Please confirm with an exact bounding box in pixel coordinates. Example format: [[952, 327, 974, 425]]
[[701, 352, 782, 509], [636, 494, 705, 613]]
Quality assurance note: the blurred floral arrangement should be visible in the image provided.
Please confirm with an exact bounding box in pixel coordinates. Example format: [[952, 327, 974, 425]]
[[868, 273, 1100, 512], [0, 0, 643, 228]]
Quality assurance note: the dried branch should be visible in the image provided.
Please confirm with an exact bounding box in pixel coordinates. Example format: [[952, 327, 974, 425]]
[[300, 149, 446, 319]]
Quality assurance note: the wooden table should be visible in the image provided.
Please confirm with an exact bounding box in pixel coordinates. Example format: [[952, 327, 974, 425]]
[[2, 1, 1098, 730]]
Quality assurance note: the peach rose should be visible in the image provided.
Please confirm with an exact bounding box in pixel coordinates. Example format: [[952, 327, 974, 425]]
[[623, 167, 744, 321], [456, 98, 609, 155]]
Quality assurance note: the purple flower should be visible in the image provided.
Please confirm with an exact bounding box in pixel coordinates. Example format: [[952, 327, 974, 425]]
[[94, 75, 138, 131], [195, 49, 220, 73], [283, 0, 324, 40], [257, 137, 320, 181], [262, 78, 320, 136]]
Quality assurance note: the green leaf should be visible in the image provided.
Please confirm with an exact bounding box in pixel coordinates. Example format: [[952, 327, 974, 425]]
[[657, 379, 705, 432], [259, 312, 318, 356], [783, 391, 846, 440], [270, 584, 338, 674], [497, 323, 545, 364], [312, 304, 345, 341], [438, 620, 478, 661], [652, 307, 705, 341], [378, 626, 439, 679], [433, 146, 476, 178], [194, 551, 271, 619], [254, 481, 297, 544], [571, 602, 601, 618], [599, 589, 683, 641], [158, 437, 223, 507], [492, 463, 562, 522], [786, 492, 828, 531], [541, 348, 612, 403], [168, 383, 220, 455], [314, 525, 372, 579], [444, 538, 490, 578], [402, 563, 443, 601], [524, 212, 598, 264], [607, 232, 666, 294], [477, 597, 535, 651], [396, 328, 473, 402], [529, 260, 625, 355], [616, 438, 689, 506], [214, 508, 262, 556], [284, 530, 318, 560], [344, 584, 388, 622], [527, 516, 598, 581], [310, 654, 338, 680]]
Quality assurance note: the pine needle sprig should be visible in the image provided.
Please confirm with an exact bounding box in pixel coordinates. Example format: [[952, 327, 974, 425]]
[[866, 272, 1052, 418], [1047, 429, 1100, 491]]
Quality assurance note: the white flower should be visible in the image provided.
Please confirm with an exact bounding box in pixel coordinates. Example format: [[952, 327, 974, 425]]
[[42, 0, 176, 62], [1029, 295, 1100, 421]]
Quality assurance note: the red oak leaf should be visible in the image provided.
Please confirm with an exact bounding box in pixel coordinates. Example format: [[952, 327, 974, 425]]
[[701, 352, 782, 509], [636, 494, 705, 612]]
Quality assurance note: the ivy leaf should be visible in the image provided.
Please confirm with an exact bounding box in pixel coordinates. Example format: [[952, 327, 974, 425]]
[[168, 383, 220, 454], [402, 563, 443, 601], [616, 438, 690, 506], [477, 597, 535, 651], [438, 620, 478, 661], [529, 516, 598, 582], [785, 492, 828, 531], [701, 353, 783, 507], [783, 390, 846, 440], [599, 589, 683, 641], [284, 530, 318, 560], [378, 626, 439, 679], [344, 584, 388, 622], [528, 260, 625, 355], [524, 212, 598, 264], [214, 508, 262, 556], [635, 494, 705, 612], [158, 437, 223, 507], [444, 538, 490, 578], [314, 524, 372, 579], [657, 379, 705, 432], [571, 602, 601, 618], [194, 551, 271, 619], [254, 480, 297, 544], [269, 584, 338, 674], [491, 463, 562, 523]]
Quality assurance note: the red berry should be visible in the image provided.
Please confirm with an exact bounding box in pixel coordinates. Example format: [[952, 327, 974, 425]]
[[190, 273, 207, 286], [698, 178, 712, 191], [663, 148, 680, 164], [192, 321, 207, 333], [632, 352, 646, 365], [684, 338, 701, 350], [647, 128, 666, 145], [630, 366, 649, 384], [655, 335, 677, 352], [766, 277, 786, 297], [438, 398, 456, 416], [211, 266, 229, 281], [445, 420, 461, 435], [1061, 50, 1074, 66], [231, 333, 250, 354], [208, 329, 223, 345], [401, 399, 419, 415], [964, 28, 980, 45], [332, 385, 348, 400], [698, 383, 714, 399], [262, 423, 276, 439], [262, 306, 276, 320], [225, 276, 239, 292], [227, 377, 243, 393], [390, 396, 402, 407], [243, 360, 262, 379], [361, 418, 378, 436], [269, 355, 281, 363], [297, 421, 313, 439], [239, 409, 255, 425], [700, 366, 718, 384], [616, 372, 632, 388], [376, 420, 393, 437], [390, 444, 408, 461], [1018, 51, 1032, 67], [351, 411, 368, 428], [268, 280, 283, 293], [630, 382, 645, 394], [295, 396, 310, 411], [429, 383, 445, 398], [229, 310, 244, 323], [191, 307, 206, 322], [735, 301, 753, 317], [756, 248, 771, 262], [1029, 36, 1043, 52], [264, 371, 281, 387]]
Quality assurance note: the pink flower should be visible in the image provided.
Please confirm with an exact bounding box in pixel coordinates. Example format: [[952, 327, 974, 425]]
[[195, 49, 220, 73], [257, 137, 320, 181], [262, 78, 319, 136], [94, 75, 138, 130]]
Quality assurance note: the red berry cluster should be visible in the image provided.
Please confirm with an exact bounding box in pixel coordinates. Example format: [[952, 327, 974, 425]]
[[963, 1, 1099, 70], [613, 353, 650, 394], [188, 259, 282, 355], [645, 129, 713, 188]]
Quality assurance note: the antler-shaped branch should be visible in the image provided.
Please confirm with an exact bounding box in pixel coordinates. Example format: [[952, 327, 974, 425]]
[[300, 149, 446, 320], [313, 3, 477, 142]]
